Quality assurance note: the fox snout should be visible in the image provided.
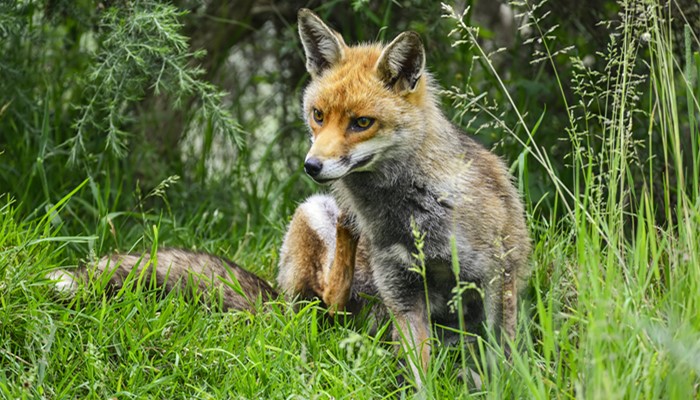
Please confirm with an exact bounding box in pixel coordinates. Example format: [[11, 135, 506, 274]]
[[303, 153, 341, 183], [303, 157, 323, 178], [302, 154, 354, 183], [303, 151, 375, 183]]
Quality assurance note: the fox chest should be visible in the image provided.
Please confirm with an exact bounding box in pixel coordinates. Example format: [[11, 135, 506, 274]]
[[337, 173, 486, 280], [337, 175, 454, 260]]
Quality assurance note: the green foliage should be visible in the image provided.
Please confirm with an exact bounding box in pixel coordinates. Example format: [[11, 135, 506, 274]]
[[70, 1, 241, 162], [0, 0, 243, 219], [0, 200, 398, 398], [441, 1, 699, 398]]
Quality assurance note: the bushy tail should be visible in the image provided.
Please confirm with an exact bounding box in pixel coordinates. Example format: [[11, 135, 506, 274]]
[[47, 248, 278, 313]]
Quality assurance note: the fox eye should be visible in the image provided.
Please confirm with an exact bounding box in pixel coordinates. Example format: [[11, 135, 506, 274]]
[[312, 108, 324, 124], [351, 117, 375, 132]]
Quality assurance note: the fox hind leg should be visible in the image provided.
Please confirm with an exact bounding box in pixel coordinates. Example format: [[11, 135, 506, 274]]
[[321, 211, 358, 315], [277, 195, 380, 322], [277, 194, 341, 304]]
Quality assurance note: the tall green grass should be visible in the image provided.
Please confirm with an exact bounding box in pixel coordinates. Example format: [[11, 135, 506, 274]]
[[439, 1, 699, 398], [1, 0, 698, 398]]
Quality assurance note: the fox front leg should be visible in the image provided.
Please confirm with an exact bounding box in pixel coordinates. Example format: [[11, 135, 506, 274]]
[[393, 305, 431, 389], [483, 263, 518, 359], [501, 264, 518, 356], [322, 211, 358, 315]]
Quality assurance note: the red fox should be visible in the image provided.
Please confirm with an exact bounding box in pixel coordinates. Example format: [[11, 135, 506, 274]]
[[47, 8, 530, 390], [278, 9, 532, 387]]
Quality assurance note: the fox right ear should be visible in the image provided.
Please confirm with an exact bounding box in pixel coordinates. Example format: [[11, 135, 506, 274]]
[[376, 31, 425, 95], [298, 9, 346, 78]]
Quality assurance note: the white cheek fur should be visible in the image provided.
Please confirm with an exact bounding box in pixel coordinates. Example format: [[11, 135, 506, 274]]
[[306, 133, 396, 179], [316, 160, 352, 180]]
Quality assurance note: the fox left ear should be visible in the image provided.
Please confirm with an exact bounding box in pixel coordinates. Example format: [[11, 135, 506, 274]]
[[376, 32, 425, 94], [298, 9, 346, 78]]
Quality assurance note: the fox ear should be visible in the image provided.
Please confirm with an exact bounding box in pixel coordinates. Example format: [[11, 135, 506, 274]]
[[298, 9, 346, 78], [376, 32, 425, 94]]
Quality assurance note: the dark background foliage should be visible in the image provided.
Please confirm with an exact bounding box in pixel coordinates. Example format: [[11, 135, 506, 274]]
[[1, 0, 697, 259]]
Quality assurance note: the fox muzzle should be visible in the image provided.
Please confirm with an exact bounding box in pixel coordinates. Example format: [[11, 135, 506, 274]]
[[304, 157, 323, 178]]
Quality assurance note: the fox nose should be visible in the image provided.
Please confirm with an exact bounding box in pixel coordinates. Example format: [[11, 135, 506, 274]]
[[304, 157, 323, 177]]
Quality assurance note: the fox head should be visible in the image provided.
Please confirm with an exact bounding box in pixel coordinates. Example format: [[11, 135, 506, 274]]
[[298, 9, 430, 183]]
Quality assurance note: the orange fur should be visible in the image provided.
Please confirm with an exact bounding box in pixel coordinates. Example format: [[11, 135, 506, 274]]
[[304, 45, 429, 164], [321, 213, 358, 315]]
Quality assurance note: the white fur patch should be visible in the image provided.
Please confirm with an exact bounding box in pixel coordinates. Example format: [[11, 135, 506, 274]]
[[299, 195, 341, 283], [385, 44, 410, 75], [306, 135, 393, 181], [46, 269, 78, 295], [299, 194, 339, 252], [347, 137, 393, 172], [316, 36, 344, 65], [310, 158, 351, 181]]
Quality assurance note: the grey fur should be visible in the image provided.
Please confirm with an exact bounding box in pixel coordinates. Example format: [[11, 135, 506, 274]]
[[333, 132, 531, 338]]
